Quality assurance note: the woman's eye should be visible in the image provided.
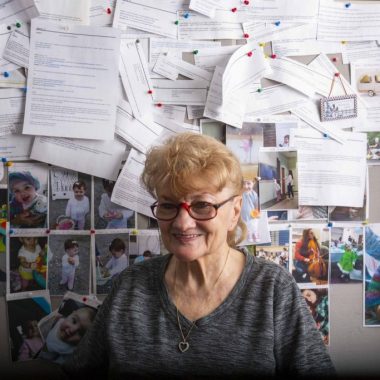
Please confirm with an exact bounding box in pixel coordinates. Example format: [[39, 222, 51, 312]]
[[160, 203, 177, 210], [192, 202, 212, 210]]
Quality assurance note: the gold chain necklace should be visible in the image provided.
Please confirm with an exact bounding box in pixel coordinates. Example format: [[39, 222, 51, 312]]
[[174, 247, 231, 353]]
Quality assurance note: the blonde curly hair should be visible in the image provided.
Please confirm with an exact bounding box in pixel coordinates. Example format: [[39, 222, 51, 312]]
[[141, 132, 246, 246]]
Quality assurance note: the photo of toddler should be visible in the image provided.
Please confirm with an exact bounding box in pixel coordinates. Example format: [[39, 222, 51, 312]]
[[60, 240, 79, 291], [65, 181, 89, 230]]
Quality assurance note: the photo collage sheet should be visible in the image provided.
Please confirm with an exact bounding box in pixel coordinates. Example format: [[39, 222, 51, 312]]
[[1, 0, 380, 366], [1, 163, 160, 363]]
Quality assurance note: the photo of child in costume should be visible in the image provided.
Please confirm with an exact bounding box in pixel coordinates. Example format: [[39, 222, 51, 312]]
[[9, 170, 47, 229]]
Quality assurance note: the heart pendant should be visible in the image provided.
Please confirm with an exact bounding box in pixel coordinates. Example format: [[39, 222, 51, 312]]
[[178, 341, 189, 353]]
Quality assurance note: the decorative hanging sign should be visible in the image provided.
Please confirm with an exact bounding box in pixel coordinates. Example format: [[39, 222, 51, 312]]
[[320, 73, 357, 122]]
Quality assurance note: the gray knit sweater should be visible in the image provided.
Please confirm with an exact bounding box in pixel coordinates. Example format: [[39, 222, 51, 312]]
[[62, 251, 336, 379]]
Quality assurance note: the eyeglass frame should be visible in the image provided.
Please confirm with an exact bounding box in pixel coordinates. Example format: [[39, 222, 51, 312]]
[[150, 194, 239, 221]]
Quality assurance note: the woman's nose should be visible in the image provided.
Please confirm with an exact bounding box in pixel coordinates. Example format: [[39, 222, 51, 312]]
[[172, 205, 196, 228]]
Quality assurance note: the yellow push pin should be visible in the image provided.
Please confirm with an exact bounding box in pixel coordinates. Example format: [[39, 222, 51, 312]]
[[131, 229, 139, 235], [5, 161, 13, 167]]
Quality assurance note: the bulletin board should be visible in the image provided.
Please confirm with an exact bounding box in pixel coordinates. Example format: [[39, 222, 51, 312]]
[[1, 0, 380, 378]]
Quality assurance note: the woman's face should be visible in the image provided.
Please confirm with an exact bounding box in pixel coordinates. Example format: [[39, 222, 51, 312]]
[[156, 185, 241, 262]]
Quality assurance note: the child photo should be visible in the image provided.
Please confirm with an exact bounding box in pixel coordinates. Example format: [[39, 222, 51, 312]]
[[38, 292, 100, 364], [301, 287, 329, 345], [364, 224, 380, 326], [366, 131, 380, 160], [7, 293, 51, 362], [261, 120, 298, 148], [330, 227, 363, 284], [288, 206, 328, 221], [8, 235, 48, 293], [8, 163, 48, 229], [129, 232, 160, 264], [94, 176, 135, 229], [291, 226, 330, 286], [95, 233, 130, 295], [49, 171, 91, 231], [258, 150, 298, 211], [48, 235, 91, 296]]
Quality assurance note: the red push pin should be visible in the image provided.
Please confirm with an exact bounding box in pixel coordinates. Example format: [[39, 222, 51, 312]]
[[271, 54, 277, 59], [244, 33, 249, 38], [156, 103, 163, 107], [90, 229, 96, 234], [331, 57, 337, 62], [46, 229, 50, 234], [231, 7, 237, 12], [247, 51, 253, 57], [106, 8, 112, 14], [147, 90, 153, 94], [82, 297, 87, 302], [244, 0, 250, 4], [334, 72, 340, 77]]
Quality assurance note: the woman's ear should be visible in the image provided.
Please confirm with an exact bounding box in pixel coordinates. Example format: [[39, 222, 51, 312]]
[[228, 196, 242, 231]]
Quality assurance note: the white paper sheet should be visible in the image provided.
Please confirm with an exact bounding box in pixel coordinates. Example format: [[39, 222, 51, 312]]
[[189, 0, 221, 19], [30, 136, 127, 180], [193, 45, 240, 72], [153, 52, 213, 82], [244, 84, 309, 121], [342, 41, 380, 64], [177, 10, 243, 40], [3, 23, 30, 68], [111, 148, 156, 217], [0, 132, 32, 160], [317, 0, 380, 42], [0, 67, 25, 88], [23, 19, 120, 140], [35, 0, 90, 25], [90, 0, 116, 27], [0, 24, 20, 71], [0, 0, 39, 25], [113, 0, 178, 39], [152, 79, 208, 106], [119, 40, 154, 120], [294, 128, 367, 207], [0, 88, 25, 135]]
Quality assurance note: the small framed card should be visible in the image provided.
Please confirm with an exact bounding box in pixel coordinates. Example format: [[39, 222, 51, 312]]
[[320, 94, 357, 122]]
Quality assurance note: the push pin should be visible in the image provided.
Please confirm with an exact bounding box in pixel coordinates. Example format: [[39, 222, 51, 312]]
[[247, 51, 253, 57], [16, 22, 21, 28], [22, 87, 27, 93], [345, 3, 351, 8], [257, 88, 262, 93], [331, 57, 337, 62], [334, 72, 340, 77], [156, 103, 163, 107], [3, 72, 10, 78], [341, 41, 347, 45], [274, 21, 281, 26], [183, 13, 190, 19], [7, 25, 11, 31], [147, 90, 153, 94], [244, 33, 249, 38], [244, 0, 250, 5], [231, 7, 237, 12], [259, 42, 265, 47], [46, 229, 50, 234], [106, 7, 112, 14], [1, 157, 6, 162], [327, 222, 333, 227], [271, 54, 277, 59], [90, 229, 96, 234], [174, 20, 179, 25], [9, 229, 14, 235], [193, 49, 198, 55], [323, 133, 329, 138], [362, 220, 369, 225], [82, 297, 87, 302], [5, 161, 13, 167]]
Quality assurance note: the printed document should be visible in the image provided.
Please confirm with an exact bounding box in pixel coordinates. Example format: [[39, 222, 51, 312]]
[[30, 136, 127, 180], [35, 0, 90, 24], [0, 0, 39, 24], [294, 128, 367, 207], [23, 19, 121, 140], [0, 88, 25, 135]]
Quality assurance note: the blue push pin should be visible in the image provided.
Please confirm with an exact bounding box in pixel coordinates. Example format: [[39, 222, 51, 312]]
[[183, 13, 190, 19], [323, 133, 328, 138], [274, 21, 281, 26], [22, 87, 27, 93], [3, 71, 10, 78], [1, 157, 6, 162], [9, 229, 14, 235], [345, 3, 351, 8], [327, 222, 333, 227]]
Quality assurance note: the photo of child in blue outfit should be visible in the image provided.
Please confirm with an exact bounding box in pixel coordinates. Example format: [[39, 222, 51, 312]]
[[9, 170, 47, 229]]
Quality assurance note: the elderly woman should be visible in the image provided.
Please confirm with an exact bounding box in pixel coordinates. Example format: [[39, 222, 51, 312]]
[[63, 133, 335, 378]]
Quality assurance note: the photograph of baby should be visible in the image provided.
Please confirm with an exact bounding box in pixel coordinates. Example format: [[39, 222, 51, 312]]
[[291, 226, 330, 287], [94, 176, 135, 230], [258, 150, 298, 211], [8, 235, 48, 293], [95, 233, 130, 295], [330, 227, 363, 284], [7, 292, 51, 362], [49, 170, 91, 231], [38, 292, 100, 364], [364, 224, 380, 326], [301, 287, 329, 345], [8, 163, 49, 229], [48, 235, 91, 296]]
